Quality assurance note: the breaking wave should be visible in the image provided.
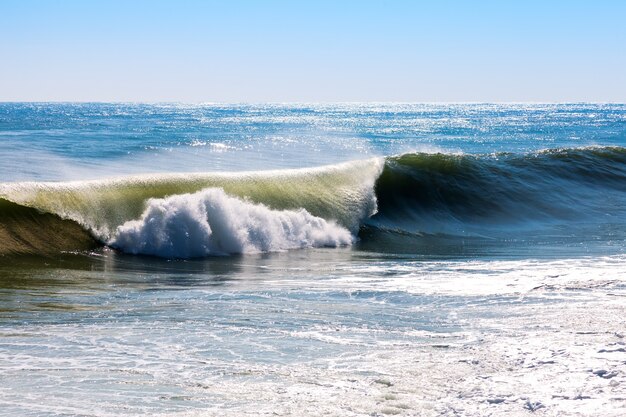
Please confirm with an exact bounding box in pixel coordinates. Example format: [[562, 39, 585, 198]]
[[0, 159, 381, 257], [2, 147, 626, 258]]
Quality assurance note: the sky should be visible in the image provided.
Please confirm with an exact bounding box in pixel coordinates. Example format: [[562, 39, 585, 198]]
[[1, 0, 625, 102]]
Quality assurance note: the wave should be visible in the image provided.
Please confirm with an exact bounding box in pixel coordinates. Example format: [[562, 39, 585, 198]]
[[1, 147, 625, 258], [0, 159, 382, 258], [371, 146, 626, 235]]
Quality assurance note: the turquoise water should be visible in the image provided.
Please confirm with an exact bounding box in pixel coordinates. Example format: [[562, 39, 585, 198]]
[[1, 104, 625, 416]]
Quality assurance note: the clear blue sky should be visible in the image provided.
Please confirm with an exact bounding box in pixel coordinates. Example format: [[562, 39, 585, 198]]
[[1, 0, 625, 102]]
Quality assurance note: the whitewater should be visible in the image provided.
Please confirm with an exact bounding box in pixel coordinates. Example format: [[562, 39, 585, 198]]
[[1, 103, 625, 416]]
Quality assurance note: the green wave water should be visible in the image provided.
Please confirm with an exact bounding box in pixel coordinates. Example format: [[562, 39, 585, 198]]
[[2, 148, 625, 258]]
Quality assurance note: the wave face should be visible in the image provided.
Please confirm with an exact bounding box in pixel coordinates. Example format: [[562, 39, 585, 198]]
[[1, 147, 626, 258], [0, 198, 97, 257], [371, 147, 626, 235], [0, 159, 382, 258]]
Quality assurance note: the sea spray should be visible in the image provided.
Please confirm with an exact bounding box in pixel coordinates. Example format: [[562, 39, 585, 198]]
[[110, 188, 354, 258]]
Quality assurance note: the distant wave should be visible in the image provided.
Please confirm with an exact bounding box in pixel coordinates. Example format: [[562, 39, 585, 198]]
[[1, 147, 625, 258]]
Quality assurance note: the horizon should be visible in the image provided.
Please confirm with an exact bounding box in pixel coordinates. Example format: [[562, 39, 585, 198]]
[[2, 100, 625, 105], [1, 0, 625, 102]]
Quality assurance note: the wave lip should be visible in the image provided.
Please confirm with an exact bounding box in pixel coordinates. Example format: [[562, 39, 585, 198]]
[[110, 188, 353, 258]]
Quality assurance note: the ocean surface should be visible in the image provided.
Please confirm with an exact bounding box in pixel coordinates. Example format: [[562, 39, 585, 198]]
[[1, 103, 625, 416]]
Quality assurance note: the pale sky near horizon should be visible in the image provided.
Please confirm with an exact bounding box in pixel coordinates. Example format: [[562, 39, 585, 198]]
[[1, 0, 625, 102]]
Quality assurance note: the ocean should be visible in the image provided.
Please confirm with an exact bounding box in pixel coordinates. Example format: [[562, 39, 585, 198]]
[[1, 103, 625, 416]]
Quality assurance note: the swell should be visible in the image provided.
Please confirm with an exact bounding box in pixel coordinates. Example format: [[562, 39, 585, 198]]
[[370, 146, 626, 235]]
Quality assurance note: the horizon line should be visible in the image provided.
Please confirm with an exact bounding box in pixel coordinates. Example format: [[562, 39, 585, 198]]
[[1, 100, 625, 105]]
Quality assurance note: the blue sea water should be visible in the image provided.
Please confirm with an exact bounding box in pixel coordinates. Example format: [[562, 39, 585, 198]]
[[2, 103, 625, 180], [1, 103, 625, 416]]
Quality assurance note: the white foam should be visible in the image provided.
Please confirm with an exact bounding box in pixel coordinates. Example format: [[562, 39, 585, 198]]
[[110, 188, 354, 258]]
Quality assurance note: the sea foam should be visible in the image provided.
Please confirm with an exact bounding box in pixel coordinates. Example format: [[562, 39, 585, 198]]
[[110, 188, 353, 258]]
